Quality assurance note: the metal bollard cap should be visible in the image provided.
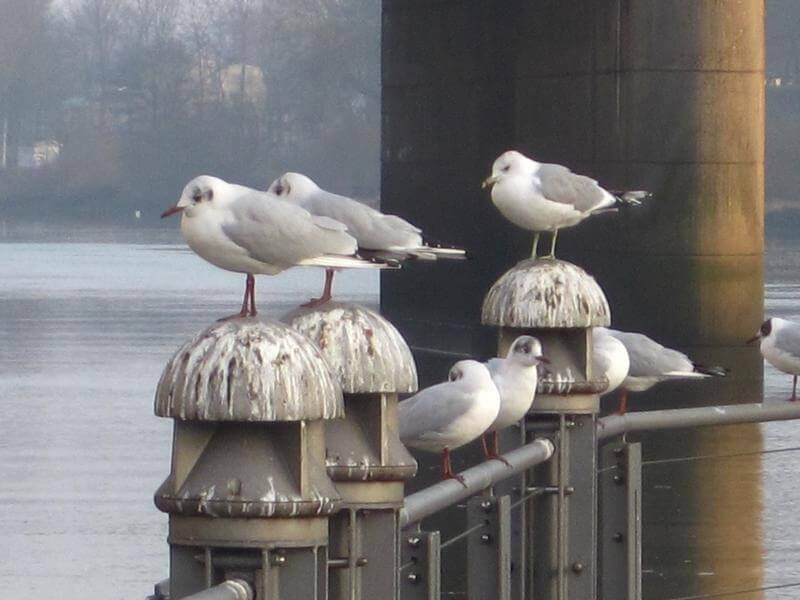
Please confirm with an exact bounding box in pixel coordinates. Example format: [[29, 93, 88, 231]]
[[285, 302, 418, 394], [482, 258, 610, 328], [155, 319, 344, 421]]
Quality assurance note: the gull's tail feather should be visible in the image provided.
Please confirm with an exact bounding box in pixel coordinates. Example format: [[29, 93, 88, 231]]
[[360, 242, 469, 263], [299, 254, 401, 270], [420, 238, 471, 260], [611, 190, 653, 208], [693, 363, 729, 377]]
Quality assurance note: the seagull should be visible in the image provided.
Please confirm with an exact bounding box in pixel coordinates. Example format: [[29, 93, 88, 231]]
[[161, 175, 393, 319], [601, 327, 727, 414], [592, 327, 631, 400], [482, 336, 547, 462], [481, 150, 651, 258], [398, 360, 501, 485], [266, 172, 466, 304], [748, 317, 800, 401]]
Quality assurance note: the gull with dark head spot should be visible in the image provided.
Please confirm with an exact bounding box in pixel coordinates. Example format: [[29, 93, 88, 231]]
[[482, 335, 547, 462], [601, 327, 728, 414], [161, 175, 394, 319], [398, 360, 500, 485], [482, 150, 651, 258], [748, 317, 800, 401], [267, 172, 466, 304]]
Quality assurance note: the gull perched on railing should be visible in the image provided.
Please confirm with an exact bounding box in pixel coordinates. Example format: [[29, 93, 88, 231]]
[[481, 150, 651, 259], [398, 360, 500, 485], [267, 172, 467, 306], [748, 317, 800, 401], [600, 327, 728, 414], [161, 175, 395, 320], [482, 335, 547, 463]]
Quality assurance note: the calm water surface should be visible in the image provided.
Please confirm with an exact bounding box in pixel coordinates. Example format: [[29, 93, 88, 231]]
[[0, 239, 378, 599], [0, 237, 798, 599]]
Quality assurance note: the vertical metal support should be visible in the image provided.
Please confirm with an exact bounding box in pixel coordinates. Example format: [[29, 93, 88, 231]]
[[599, 441, 642, 600], [467, 495, 512, 600], [565, 413, 598, 599], [400, 530, 440, 600], [494, 424, 528, 599]]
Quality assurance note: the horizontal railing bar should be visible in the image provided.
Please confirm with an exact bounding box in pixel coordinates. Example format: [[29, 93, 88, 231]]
[[181, 580, 253, 600], [399, 438, 555, 527], [598, 402, 800, 441]]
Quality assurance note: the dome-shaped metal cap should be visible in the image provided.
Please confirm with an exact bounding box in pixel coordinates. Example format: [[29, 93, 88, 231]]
[[285, 302, 418, 394], [482, 258, 610, 328], [155, 319, 344, 421]]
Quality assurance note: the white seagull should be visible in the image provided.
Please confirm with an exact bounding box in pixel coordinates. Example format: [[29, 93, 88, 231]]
[[398, 360, 500, 484], [266, 172, 466, 304], [161, 175, 392, 319], [748, 317, 800, 401], [592, 327, 631, 400], [481, 150, 650, 258], [483, 336, 547, 462], [602, 327, 727, 414]]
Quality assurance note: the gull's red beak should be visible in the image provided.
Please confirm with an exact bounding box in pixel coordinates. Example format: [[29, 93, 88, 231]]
[[161, 205, 184, 218], [538, 355, 550, 364], [746, 334, 760, 345]]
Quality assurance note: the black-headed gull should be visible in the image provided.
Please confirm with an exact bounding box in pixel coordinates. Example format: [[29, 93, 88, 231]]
[[483, 335, 547, 462], [602, 327, 727, 414], [266, 172, 466, 304], [481, 150, 650, 258], [161, 175, 393, 319], [748, 317, 800, 401], [592, 327, 631, 399], [398, 359, 500, 484]]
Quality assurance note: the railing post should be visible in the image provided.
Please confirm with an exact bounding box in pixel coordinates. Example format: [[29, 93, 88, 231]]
[[467, 494, 512, 600], [153, 320, 344, 599], [286, 302, 419, 600], [482, 258, 611, 600], [599, 441, 642, 600], [400, 530, 441, 600]]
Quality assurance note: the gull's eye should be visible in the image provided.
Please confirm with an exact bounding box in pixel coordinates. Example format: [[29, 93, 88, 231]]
[[519, 343, 530, 354], [191, 188, 202, 203], [502, 164, 511, 172], [449, 369, 462, 382]]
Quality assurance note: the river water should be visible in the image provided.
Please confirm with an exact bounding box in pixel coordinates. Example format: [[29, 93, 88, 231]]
[[0, 235, 797, 599]]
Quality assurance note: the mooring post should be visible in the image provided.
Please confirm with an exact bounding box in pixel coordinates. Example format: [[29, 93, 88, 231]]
[[153, 320, 345, 600], [482, 258, 611, 600], [286, 302, 419, 600]]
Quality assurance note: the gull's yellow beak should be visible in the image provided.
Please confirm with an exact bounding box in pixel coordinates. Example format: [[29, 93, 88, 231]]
[[481, 175, 498, 190]]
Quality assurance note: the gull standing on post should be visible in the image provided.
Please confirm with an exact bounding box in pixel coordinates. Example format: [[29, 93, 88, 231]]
[[482, 336, 547, 462], [267, 172, 466, 305], [481, 150, 650, 258], [602, 327, 727, 414], [748, 317, 800, 401], [398, 360, 500, 485], [161, 175, 393, 320]]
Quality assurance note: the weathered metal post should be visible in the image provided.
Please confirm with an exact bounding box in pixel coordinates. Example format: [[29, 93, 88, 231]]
[[482, 258, 611, 600], [153, 320, 344, 600], [285, 303, 418, 600]]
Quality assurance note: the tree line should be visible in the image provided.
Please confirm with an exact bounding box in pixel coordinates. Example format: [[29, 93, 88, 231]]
[[0, 0, 379, 225]]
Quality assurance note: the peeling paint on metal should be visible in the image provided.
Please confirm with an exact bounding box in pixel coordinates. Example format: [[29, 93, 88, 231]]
[[154, 319, 344, 421], [284, 302, 418, 394], [482, 258, 611, 328]]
